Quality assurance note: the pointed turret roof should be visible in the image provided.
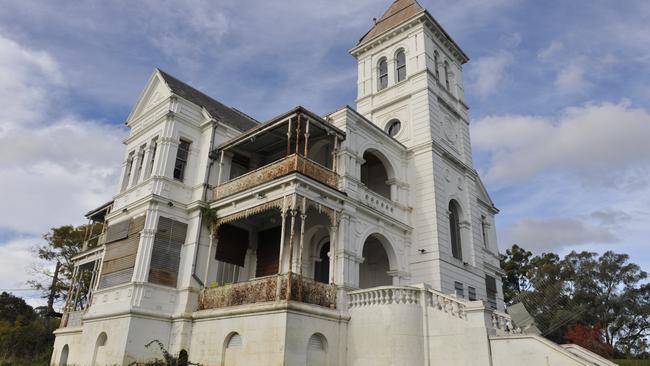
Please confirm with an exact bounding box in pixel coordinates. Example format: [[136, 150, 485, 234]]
[[358, 0, 425, 45]]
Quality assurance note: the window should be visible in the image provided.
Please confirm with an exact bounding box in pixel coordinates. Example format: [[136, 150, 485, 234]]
[[121, 151, 135, 191], [386, 119, 401, 137], [468, 286, 477, 301], [395, 50, 406, 82], [173, 139, 191, 181], [378, 58, 388, 90], [444, 61, 450, 90], [147, 137, 158, 177], [448, 200, 463, 260], [454, 281, 464, 298], [481, 215, 489, 248], [486, 275, 497, 309], [434, 51, 440, 80], [133, 145, 146, 184]]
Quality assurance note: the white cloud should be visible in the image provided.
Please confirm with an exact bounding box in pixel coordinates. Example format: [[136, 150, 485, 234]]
[[468, 50, 514, 98], [554, 63, 590, 94], [472, 101, 650, 185], [501, 217, 618, 253], [0, 33, 125, 239], [537, 40, 564, 62]]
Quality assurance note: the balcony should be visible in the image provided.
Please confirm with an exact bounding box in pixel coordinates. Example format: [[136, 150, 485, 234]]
[[199, 274, 336, 310], [214, 154, 337, 199], [212, 107, 345, 201]]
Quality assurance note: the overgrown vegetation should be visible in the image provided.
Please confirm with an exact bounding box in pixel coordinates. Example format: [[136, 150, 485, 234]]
[[0, 292, 56, 365], [128, 340, 201, 366], [501, 245, 650, 360]]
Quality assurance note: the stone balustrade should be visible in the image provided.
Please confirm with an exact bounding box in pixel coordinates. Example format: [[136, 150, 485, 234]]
[[492, 310, 521, 334], [361, 188, 396, 216], [348, 286, 420, 307], [213, 154, 338, 200]]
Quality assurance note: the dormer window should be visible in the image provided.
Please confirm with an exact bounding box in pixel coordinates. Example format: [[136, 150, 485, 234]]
[[395, 49, 406, 82], [378, 58, 388, 90]]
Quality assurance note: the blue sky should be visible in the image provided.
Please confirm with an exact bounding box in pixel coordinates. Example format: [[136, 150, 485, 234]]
[[1, 0, 649, 304]]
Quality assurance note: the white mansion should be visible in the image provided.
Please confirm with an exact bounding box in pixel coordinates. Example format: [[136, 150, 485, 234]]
[[51, 1, 616, 365]]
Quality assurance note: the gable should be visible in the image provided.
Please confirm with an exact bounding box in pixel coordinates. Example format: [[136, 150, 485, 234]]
[[475, 175, 498, 213], [125, 70, 172, 125]]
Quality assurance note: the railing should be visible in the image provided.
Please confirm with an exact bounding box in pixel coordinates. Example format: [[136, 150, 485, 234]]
[[361, 187, 395, 216], [199, 273, 336, 310], [492, 310, 520, 334], [82, 232, 106, 252], [213, 154, 338, 199], [348, 286, 468, 319]]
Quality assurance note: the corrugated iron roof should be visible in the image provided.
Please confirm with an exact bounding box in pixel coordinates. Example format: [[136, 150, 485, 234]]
[[157, 69, 259, 132]]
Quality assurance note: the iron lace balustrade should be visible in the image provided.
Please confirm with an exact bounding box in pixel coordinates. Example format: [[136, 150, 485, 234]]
[[199, 274, 336, 310], [213, 154, 337, 199]]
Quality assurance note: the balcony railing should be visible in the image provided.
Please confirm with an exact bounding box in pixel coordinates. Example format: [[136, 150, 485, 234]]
[[213, 154, 338, 200], [199, 274, 336, 310], [81, 232, 106, 252]]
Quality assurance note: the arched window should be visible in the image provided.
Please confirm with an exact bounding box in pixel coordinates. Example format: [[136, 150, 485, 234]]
[[444, 61, 450, 90], [224, 332, 242, 366], [448, 200, 462, 260], [92, 332, 108, 366], [226, 333, 242, 349], [434, 51, 440, 80], [378, 58, 388, 90], [386, 119, 401, 137], [395, 49, 406, 82]]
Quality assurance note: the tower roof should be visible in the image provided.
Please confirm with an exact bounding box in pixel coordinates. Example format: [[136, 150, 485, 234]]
[[358, 0, 425, 45]]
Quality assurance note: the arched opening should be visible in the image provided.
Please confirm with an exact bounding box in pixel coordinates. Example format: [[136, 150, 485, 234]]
[[360, 151, 391, 199], [59, 344, 69, 366], [223, 332, 242, 366], [359, 235, 393, 289], [395, 49, 406, 82], [314, 242, 330, 284], [178, 349, 189, 366], [91, 332, 107, 366], [306, 333, 328, 366], [448, 200, 463, 261], [378, 57, 388, 90]]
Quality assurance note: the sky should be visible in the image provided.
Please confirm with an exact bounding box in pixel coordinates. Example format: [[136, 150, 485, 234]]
[[0, 0, 649, 305]]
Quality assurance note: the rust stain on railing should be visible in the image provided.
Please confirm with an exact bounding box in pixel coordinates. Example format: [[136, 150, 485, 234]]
[[199, 274, 336, 310], [213, 154, 337, 200]]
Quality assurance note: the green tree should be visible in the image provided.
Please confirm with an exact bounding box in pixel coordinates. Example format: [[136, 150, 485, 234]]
[[28, 224, 96, 312]]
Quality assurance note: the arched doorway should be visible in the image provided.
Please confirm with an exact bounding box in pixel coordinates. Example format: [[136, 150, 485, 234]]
[[222, 332, 242, 366], [59, 344, 69, 366], [360, 151, 391, 199], [359, 235, 393, 289], [314, 242, 330, 284], [91, 332, 107, 366], [306, 333, 328, 366]]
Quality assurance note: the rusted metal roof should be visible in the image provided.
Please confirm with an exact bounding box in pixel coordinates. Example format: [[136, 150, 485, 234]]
[[157, 69, 259, 132], [358, 0, 425, 45]]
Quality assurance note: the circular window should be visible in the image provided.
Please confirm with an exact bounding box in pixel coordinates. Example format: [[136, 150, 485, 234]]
[[386, 119, 401, 137]]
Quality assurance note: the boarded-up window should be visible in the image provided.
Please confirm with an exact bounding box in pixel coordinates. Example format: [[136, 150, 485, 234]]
[[149, 217, 187, 287], [98, 215, 146, 289], [486, 275, 498, 309], [215, 224, 249, 267], [255, 227, 281, 277]]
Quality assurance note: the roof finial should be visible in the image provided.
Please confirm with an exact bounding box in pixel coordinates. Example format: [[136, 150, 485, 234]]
[[373, 17, 377, 24]]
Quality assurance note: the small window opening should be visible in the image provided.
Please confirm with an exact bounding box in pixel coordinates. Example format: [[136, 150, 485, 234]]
[[386, 119, 401, 137], [395, 50, 406, 82], [173, 139, 191, 181], [378, 58, 388, 90]]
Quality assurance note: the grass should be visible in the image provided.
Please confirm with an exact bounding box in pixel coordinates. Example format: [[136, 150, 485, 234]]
[[612, 359, 650, 366]]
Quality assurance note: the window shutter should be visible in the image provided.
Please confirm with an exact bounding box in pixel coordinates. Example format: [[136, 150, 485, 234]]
[[105, 220, 129, 243], [227, 333, 242, 348], [149, 217, 187, 287]]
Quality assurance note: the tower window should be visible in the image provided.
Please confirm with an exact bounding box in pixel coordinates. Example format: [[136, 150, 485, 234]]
[[173, 139, 191, 181], [386, 119, 401, 137], [468, 286, 477, 301], [434, 51, 440, 80], [486, 275, 497, 309], [454, 281, 464, 298], [444, 61, 450, 90], [378, 58, 388, 90], [395, 50, 406, 82], [449, 200, 462, 260], [121, 151, 135, 191], [147, 137, 158, 177], [481, 215, 489, 248]]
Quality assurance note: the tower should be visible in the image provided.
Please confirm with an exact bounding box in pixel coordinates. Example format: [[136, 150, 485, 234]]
[[350, 0, 504, 307]]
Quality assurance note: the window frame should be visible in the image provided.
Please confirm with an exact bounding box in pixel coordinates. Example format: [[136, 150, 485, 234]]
[[173, 139, 191, 182], [386, 119, 402, 137], [395, 49, 406, 82], [449, 200, 463, 261], [434, 50, 440, 80], [454, 281, 464, 298], [378, 57, 388, 91]]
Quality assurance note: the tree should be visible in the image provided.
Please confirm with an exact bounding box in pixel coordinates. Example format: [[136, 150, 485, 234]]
[[28, 224, 97, 313], [564, 323, 612, 357], [0, 292, 36, 324], [500, 244, 533, 304]]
